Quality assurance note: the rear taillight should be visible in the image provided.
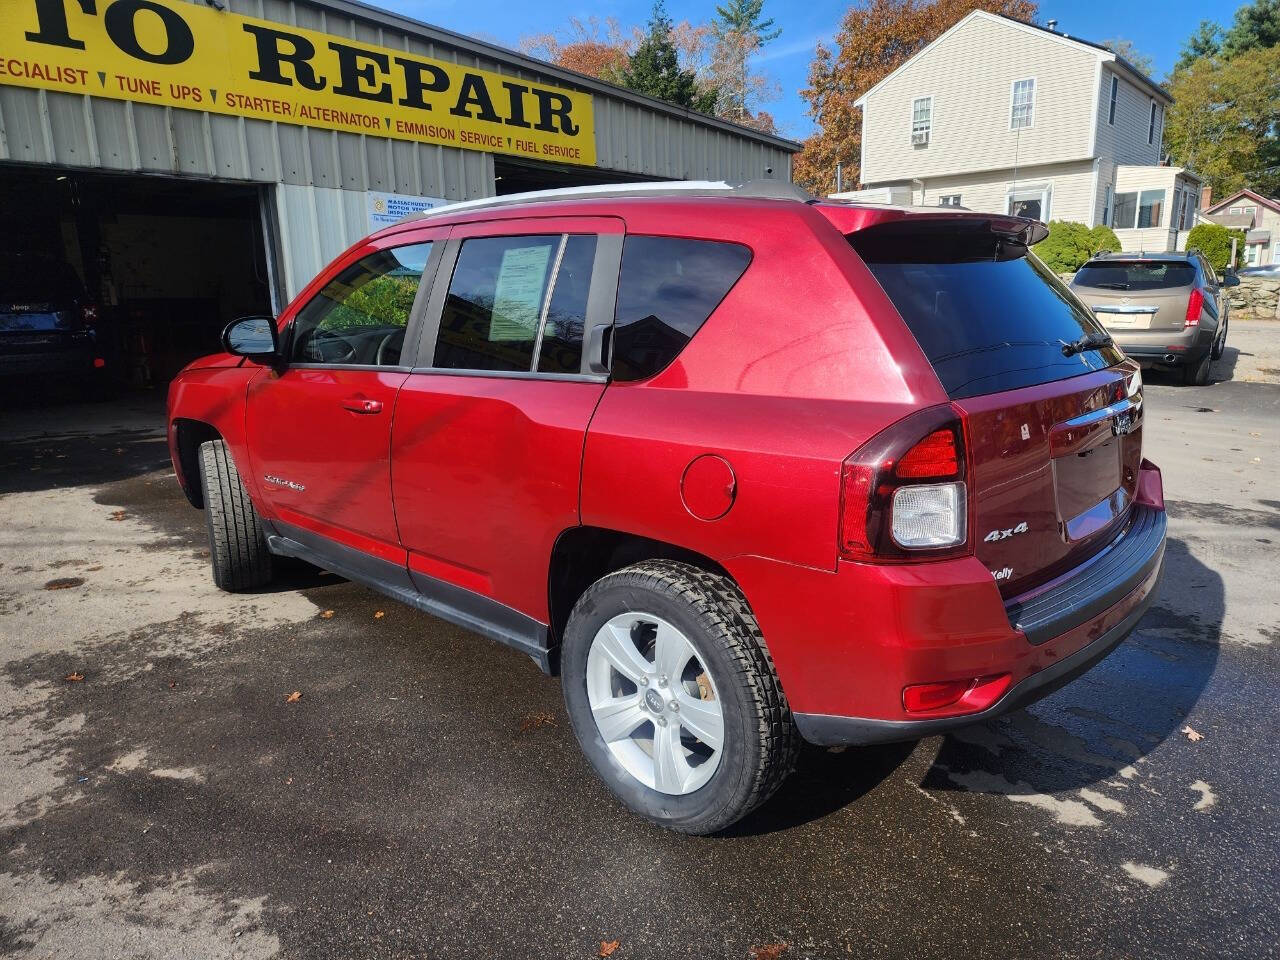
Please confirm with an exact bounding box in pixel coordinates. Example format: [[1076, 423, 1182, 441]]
[[1184, 288, 1203, 327], [839, 405, 971, 562]]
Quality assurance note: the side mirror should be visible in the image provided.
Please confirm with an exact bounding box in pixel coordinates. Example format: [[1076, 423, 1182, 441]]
[[1223, 271, 1241, 287], [222, 315, 280, 361]]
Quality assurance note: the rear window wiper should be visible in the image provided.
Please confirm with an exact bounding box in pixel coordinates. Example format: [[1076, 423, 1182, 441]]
[[1062, 331, 1114, 357], [1092, 282, 1130, 289]]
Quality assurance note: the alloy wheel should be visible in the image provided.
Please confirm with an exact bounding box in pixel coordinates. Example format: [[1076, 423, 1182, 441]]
[[584, 612, 724, 795]]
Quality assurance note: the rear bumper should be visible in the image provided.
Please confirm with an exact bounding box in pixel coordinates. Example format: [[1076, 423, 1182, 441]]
[[730, 460, 1167, 746], [794, 545, 1162, 745], [1114, 329, 1213, 366]]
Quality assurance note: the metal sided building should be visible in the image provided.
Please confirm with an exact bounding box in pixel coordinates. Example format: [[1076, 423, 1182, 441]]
[[0, 0, 798, 385]]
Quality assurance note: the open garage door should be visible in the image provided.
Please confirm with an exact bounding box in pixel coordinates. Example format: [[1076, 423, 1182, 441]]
[[493, 157, 665, 195], [0, 166, 274, 400]]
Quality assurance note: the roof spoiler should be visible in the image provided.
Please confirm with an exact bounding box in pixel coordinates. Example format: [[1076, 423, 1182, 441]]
[[816, 203, 1048, 246]]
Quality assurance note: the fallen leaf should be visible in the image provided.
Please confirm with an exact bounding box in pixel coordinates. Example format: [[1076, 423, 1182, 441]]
[[750, 944, 789, 960], [1181, 725, 1204, 742], [85, 565, 103, 572], [519, 711, 556, 733], [108, 510, 127, 521], [43, 577, 85, 590], [319, 610, 334, 619], [64, 672, 84, 683], [374, 610, 385, 619], [285, 691, 302, 703], [599, 941, 620, 958]]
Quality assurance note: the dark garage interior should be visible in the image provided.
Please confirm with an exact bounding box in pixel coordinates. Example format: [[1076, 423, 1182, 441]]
[[0, 166, 273, 401]]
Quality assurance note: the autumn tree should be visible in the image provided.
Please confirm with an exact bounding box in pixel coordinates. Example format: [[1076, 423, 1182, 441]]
[[1164, 43, 1280, 197], [519, 17, 631, 82], [794, 0, 1037, 195]]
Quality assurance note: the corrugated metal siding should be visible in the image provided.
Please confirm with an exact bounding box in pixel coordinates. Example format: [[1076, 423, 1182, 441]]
[[0, 0, 790, 188], [0, 0, 792, 298]]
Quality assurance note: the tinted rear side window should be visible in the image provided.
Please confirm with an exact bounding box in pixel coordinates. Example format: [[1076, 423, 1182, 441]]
[[1074, 261, 1196, 290], [613, 236, 751, 382], [851, 220, 1122, 399]]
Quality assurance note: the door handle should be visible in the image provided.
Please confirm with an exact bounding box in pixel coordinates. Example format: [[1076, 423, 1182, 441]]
[[341, 396, 383, 414]]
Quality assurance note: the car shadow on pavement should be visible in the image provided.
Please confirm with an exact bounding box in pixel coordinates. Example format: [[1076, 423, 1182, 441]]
[[921, 535, 1221, 799], [0, 429, 170, 496]]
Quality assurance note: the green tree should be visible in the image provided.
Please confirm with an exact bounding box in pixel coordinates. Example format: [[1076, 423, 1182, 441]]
[[1176, 21, 1222, 71], [711, 0, 782, 121], [1034, 221, 1121, 274], [1222, 0, 1280, 57], [1102, 39, 1156, 79], [618, 2, 718, 112], [1186, 222, 1249, 271], [1164, 44, 1280, 197]]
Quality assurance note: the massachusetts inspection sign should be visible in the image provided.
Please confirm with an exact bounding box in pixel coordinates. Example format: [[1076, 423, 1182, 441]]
[[0, 0, 597, 166]]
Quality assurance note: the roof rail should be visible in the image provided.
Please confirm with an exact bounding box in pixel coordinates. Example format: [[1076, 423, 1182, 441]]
[[407, 179, 814, 221]]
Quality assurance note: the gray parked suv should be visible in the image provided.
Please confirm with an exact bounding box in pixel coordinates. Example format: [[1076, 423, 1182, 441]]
[[1070, 251, 1237, 385]]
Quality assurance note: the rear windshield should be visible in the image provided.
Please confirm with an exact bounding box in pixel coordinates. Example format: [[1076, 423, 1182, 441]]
[[850, 219, 1123, 399], [1074, 260, 1196, 290], [0, 258, 84, 304]]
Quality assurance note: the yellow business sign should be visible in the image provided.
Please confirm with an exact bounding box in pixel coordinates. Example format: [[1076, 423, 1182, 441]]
[[0, 0, 596, 166]]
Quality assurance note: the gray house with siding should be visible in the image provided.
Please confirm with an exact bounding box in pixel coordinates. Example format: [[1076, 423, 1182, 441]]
[[841, 11, 1201, 252]]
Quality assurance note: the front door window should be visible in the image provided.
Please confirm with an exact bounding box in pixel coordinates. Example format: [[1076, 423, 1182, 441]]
[[290, 243, 432, 367]]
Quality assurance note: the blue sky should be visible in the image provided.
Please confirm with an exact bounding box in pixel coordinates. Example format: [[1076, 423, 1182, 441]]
[[380, 0, 1245, 141]]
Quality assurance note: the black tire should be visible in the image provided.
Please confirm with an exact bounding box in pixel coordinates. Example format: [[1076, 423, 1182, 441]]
[[1183, 349, 1212, 386], [1212, 318, 1227, 360], [197, 439, 273, 591], [561, 560, 799, 834]]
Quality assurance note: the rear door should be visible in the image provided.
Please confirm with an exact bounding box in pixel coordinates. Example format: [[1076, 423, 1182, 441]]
[[245, 230, 445, 567], [390, 216, 622, 622], [850, 219, 1142, 597]]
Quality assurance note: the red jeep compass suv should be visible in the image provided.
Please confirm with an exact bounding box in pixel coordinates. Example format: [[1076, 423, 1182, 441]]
[[167, 181, 1166, 834]]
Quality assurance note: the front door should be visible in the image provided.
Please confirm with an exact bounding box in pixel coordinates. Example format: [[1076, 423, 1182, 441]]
[[247, 231, 445, 568], [391, 217, 622, 622]]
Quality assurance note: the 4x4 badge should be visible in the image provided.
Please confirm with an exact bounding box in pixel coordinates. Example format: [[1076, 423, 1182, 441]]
[[984, 521, 1028, 542]]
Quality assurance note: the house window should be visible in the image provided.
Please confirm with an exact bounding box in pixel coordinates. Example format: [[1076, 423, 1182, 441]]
[[1103, 184, 1113, 226], [911, 97, 932, 146], [1229, 206, 1242, 214], [1007, 185, 1051, 221], [1245, 244, 1261, 266], [1113, 192, 1138, 228], [1138, 189, 1164, 227], [1148, 101, 1157, 144], [1183, 193, 1198, 229], [1108, 75, 1118, 124], [1010, 78, 1035, 129], [939, 194, 962, 207]]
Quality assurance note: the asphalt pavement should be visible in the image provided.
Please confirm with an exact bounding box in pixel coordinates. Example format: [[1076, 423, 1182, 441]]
[[1, 323, 1277, 959]]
